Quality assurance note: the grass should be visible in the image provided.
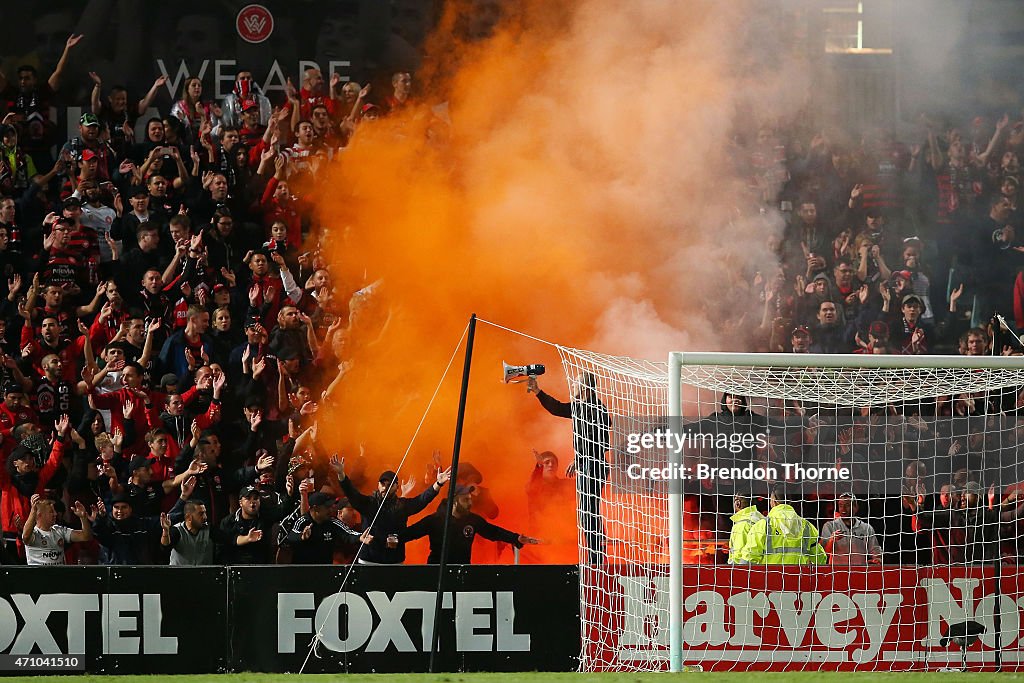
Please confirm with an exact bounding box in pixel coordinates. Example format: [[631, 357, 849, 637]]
[[7, 673, 1024, 683]]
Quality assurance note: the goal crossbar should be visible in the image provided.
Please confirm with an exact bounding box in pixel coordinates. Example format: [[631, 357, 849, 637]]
[[674, 351, 1024, 370]]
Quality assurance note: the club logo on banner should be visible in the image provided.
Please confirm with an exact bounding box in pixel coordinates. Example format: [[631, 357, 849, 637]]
[[236, 4, 274, 44], [583, 566, 1024, 672]]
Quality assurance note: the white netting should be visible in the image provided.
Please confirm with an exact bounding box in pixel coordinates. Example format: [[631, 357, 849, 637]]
[[561, 347, 1024, 672]]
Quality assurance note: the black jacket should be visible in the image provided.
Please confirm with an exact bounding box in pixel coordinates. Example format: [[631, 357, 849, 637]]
[[536, 389, 610, 474], [400, 511, 522, 564], [218, 501, 287, 564], [339, 476, 440, 563]]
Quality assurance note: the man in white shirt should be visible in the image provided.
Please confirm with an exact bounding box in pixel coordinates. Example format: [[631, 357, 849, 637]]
[[75, 180, 119, 262], [22, 495, 93, 565], [821, 493, 882, 565]]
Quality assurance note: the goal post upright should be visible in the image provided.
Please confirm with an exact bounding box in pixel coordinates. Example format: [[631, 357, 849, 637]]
[[667, 352, 684, 673]]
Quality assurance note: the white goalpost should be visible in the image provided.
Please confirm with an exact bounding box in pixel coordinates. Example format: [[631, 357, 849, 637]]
[[559, 347, 1024, 673]]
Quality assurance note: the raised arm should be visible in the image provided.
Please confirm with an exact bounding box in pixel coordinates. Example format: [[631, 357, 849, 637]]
[[22, 496, 40, 544], [139, 318, 161, 369], [527, 377, 572, 418], [69, 501, 93, 542], [977, 114, 1009, 166], [88, 72, 103, 114], [48, 34, 84, 91], [137, 75, 168, 116]]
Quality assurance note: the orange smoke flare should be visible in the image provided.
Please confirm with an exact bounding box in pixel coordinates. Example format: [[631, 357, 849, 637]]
[[314, 0, 805, 563]]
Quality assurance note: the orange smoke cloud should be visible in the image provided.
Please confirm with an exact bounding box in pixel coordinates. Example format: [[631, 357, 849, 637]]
[[314, 0, 809, 563]]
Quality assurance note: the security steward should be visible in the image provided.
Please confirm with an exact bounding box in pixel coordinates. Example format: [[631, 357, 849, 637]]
[[738, 486, 826, 565], [728, 493, 764, 564]]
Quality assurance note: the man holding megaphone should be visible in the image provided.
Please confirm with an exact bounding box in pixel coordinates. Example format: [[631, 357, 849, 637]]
[[526, 372, 610, 563]]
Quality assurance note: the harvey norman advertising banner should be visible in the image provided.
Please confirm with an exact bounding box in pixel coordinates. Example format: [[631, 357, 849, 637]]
[[583, 565, 1024, 672]]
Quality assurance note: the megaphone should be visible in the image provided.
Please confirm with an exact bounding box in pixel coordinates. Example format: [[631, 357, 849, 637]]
[[503, 362, 546, 384]]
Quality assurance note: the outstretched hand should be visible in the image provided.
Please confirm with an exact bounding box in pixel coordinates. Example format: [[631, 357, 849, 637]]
[[329, 453, 346, 480]]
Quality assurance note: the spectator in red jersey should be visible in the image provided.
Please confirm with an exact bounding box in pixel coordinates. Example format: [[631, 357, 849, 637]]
[[260, 164, 304, 246], [854, 321, 893, 354], [1, 414, 70, 560], [88, 362, 158, 457], [309, 105, 339, 150], [384, 72, 413, 116], [0, 384, 37, 440], [232, 99, 267, 155], [287, 69, 338, 122], [20, 315, 91, 384]]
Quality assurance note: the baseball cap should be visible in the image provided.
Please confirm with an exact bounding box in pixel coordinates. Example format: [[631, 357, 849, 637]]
[[891, 270, 913, 282], [79, 113, 100, 127], [62, 194, 82, 208], [901, 294, 924, 308], [792, 325, 811, 338], [80, 148, 98, 162], [213, 283, 228, 294], [129, 185, 149, 198], [241, 98, 259, 112], [308, 491, 334, 507], [963, 481, 983, 496], [454, 485, 475, 497], [111, 493, 133, 506], [378, 470, 397, 485], [10, 445, 33, 462], [868, 321, 890, 339], [3, 383, 23, 395], [360, 103, 380, 116], [244, 317, 262, 330], [240, 484, 261, 498], [128, 455, 151, 472], [838, 492, 858, 502]]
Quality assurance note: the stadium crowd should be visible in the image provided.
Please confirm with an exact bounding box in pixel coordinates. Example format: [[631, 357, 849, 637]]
[[0, 35, 542, 567], [3, 32, 1024, 568], [673, 94, 1024, 567], [748, 112, 1024, 357]]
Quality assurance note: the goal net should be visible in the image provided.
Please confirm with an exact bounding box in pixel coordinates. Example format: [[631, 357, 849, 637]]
[[559, 348, 1024, 672]]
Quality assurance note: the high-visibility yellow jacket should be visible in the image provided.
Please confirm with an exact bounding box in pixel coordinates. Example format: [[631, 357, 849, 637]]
[[740, 504, 827, 565], [728, 505, 765, 564]]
